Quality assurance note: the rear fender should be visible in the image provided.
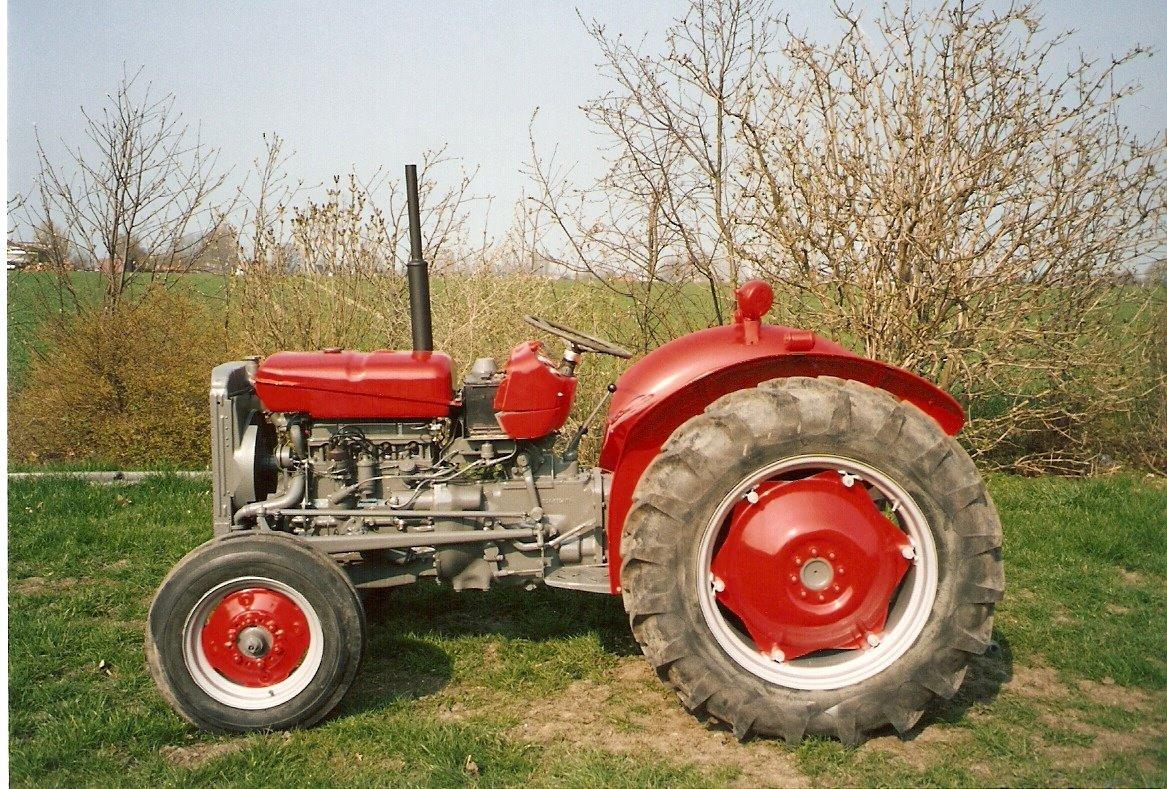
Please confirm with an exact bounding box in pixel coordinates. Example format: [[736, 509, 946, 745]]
[[599, 318, 964, 595]]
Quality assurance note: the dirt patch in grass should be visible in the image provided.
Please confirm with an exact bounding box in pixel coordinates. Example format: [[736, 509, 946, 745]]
[[1007, 664, 1152, 710], [160, 740, 245, 768], [1006, 664, 1070, 700], [10, 576, 80, 595], [866, 722, 972, 770], [504, 658, 808, 788], [1074, 677, 1153, 711]]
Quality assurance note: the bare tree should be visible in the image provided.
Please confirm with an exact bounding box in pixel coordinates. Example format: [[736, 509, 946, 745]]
[[228, 138, 484, 355], [530, 0, 1167, 472], [27, 68, 231, 312]]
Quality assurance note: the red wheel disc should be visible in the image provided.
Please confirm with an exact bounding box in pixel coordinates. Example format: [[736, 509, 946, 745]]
[[710, 471, 911, 661], [199, 587, 312, 687]]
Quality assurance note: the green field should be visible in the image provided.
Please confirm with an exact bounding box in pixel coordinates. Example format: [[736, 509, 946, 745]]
[[9, 473, 1166, 787]]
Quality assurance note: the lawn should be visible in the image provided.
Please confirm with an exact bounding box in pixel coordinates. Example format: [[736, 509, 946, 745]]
[[8, 473, 1166, 787]]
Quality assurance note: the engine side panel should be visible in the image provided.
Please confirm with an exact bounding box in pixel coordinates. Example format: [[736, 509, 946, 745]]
[[598, 324, 966, 593]]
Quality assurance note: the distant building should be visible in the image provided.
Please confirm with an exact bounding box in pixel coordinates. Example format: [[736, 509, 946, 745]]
[[6, 241, 50, 270]]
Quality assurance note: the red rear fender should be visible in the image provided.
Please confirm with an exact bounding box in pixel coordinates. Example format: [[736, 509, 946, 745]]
[[599, 314, 964, 594]]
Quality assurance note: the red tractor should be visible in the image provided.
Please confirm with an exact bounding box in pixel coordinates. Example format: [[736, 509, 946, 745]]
[[147, 165, 1003, 744]]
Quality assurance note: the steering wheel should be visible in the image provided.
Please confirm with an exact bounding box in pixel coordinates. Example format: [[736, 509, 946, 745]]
[[523, 315, 633, 359]]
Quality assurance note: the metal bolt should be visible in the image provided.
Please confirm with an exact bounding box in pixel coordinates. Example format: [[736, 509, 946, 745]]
[[810, 547, 818, 557], [745, 489, 760, 504], [839, 472, 857, 488], [800, 589, 808, 598], [711, 576, 726, 593], [866, 632, 881, 647], [817, 593, 825, 601], [768, 647, 786, 663], [790, 574, 798, 583], [901, 545, 916, 560], [828, 552, 836, 560]]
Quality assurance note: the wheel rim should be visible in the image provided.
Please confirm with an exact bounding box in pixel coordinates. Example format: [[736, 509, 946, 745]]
[[183, 577, 324, 710], [696, 455, 938, 691]]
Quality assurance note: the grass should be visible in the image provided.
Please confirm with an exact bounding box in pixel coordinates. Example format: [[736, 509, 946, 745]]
[[9, 474, 1167, 787]]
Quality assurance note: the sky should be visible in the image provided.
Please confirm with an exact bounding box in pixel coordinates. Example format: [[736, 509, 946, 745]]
[[8, 0, 1167, 237]]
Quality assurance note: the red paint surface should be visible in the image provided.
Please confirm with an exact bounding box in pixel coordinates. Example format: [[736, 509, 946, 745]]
[[254, 350, 454, 419], [599, 295, 964, 593], [733, 279, 775, 322], [200, 587, 312, 688], [493, 340, 578, 439], [710, 472, 910, 660]]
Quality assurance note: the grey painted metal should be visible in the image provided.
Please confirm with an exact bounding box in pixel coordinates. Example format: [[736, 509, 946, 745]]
[[277, 508, 527, 519], [299, 527, 539, 554], [209, 360, 265, 532], [543, 564, 610, 593], [232, 424, 308, 526]]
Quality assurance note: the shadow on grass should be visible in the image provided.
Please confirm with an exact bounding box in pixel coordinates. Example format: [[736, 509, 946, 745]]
[[339, 582, 637, 716], [901, 629, 1014, 739], [361, 582, 637, 655]]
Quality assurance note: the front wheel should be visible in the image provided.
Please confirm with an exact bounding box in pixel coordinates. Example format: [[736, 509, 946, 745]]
[[620, 377, 1003, 745], [146, 533, 365, 732]]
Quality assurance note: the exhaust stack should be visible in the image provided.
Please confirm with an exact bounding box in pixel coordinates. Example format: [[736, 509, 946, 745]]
[[405, 164, 434, 352]]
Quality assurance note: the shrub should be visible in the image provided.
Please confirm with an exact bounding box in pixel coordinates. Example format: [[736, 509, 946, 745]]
[[8, 290, 227, 466]]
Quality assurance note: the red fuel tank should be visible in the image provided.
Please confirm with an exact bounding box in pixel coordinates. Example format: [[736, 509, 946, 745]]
[[254, 350, 454, 419]]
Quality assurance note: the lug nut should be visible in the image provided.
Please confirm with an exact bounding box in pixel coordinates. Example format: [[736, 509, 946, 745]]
[[866, 633, 881, 647], [745, 489, 760, 504], [768, 647, 786, 663]]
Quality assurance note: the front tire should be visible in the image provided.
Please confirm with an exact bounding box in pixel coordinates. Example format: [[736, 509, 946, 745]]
[[146, 533, 365, 732], [620, 377, 1003, 745]]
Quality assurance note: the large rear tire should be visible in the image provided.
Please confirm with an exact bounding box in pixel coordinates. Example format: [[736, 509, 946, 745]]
[[620, 376, 1003, 745], [146, 532, 365, 732]]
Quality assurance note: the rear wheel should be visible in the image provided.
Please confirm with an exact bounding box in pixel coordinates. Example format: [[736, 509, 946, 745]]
[[620, 377, 1003, 744], [146, 533, 365, 732]]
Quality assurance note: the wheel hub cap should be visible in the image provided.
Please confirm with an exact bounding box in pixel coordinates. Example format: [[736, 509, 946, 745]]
[[710, 471, 912, 661], [200, 587, 311, 687]]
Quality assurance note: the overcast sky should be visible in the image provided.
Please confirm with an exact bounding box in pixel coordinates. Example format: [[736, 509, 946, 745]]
[[8, 0, 1167, 236]]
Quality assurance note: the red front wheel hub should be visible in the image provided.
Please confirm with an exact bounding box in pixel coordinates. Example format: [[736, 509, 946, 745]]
[[200, 587, 312, 687], [710, 471, 912, 661]]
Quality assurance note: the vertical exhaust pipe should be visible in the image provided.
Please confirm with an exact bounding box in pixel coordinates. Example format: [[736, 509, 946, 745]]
[[405, 164, 434, 352]]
